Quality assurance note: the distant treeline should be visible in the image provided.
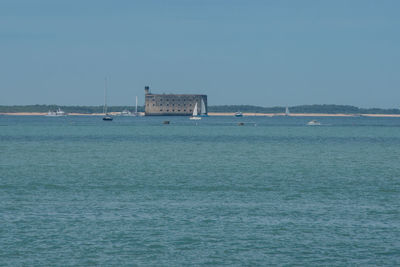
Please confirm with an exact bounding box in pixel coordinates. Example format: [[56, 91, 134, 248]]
[[0, 105, 145, 114], [1, 104, 399, 114], [209, 104, 400, 114]]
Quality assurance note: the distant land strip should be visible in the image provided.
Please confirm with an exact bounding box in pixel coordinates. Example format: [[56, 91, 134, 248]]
[[0, 104, 400, 115]]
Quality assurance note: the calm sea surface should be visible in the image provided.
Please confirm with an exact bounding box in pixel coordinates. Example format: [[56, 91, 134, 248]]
[[1, 115, 400, 266]]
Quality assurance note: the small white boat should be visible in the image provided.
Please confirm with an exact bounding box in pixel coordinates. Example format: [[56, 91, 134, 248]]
[[46, 108, 66, 116], [234, 111, 243, 117], [120, 96, 140, 116], [46, 110, 57, 117], [120, 109, 132, 116], [55, 108, 66, 116], [307, 120, 321, 126], [190, 102, 201, 120]]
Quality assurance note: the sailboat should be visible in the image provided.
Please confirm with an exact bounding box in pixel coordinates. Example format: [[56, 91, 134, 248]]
[[285, 106, 290, 116], [45, 107, 67, 117], [190, 102, 201, 120], [56, 108, 66, 116], [102, 78, 113, 121], [120, 96, 139, 116], [120, 109, 132, 116], [199, 98, 208, 117], [134, 96, 138, 116], [234, 111, 243, 117]]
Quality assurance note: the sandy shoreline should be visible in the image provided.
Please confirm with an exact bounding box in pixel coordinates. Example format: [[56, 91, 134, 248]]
[[209, 112, 400, 117], [1, 112, 400, 117], [0, 112, 106, 116]]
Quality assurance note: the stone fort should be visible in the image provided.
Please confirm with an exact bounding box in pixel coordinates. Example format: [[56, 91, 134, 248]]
[[144, 86, 208, 116]]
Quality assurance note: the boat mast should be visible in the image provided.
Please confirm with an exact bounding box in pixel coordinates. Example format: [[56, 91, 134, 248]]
[[135, 96, 138, 114], [104, 77, 108, 115]]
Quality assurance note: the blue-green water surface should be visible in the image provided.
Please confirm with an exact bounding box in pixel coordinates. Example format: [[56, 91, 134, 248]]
[[1, 115, 400, 266]]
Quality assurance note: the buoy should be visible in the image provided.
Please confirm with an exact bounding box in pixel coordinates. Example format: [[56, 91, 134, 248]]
[[163, 121, 170, 124], [238, 122, 244, 126]]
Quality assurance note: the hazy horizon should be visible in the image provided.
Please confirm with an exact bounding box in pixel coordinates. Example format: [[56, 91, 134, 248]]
[[1, 0, 399, 108]]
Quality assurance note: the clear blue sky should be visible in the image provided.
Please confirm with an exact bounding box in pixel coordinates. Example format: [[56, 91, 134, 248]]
[[1, 0, 399, 107]]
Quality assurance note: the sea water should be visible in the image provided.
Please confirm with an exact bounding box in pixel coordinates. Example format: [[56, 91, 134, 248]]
[[1, 115, 399, 266]]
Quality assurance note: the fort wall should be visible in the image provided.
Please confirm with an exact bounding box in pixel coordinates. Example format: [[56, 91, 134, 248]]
[[144, 87, 207, 116]]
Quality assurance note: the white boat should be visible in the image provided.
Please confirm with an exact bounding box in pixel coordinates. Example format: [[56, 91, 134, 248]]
[[190, 102, 201, 120], [120, 96, 140, 116], [102, 78, 113, 121], [120, 109, 132, 116], [285, 106, 290, 116], [133, 96, 144, 116], [46, 110, 57, 117], [46, 108, 66, 117], [307, 120, 321, 126], [56, 108, 66, 116], [234, 111, 243, 117]]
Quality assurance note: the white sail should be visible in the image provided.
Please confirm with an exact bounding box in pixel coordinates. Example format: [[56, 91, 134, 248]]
[[200, 99, 206, 115], [285, 106, 289, 116], [190, 102, 201, 120], [193, 102, 198, 116]]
